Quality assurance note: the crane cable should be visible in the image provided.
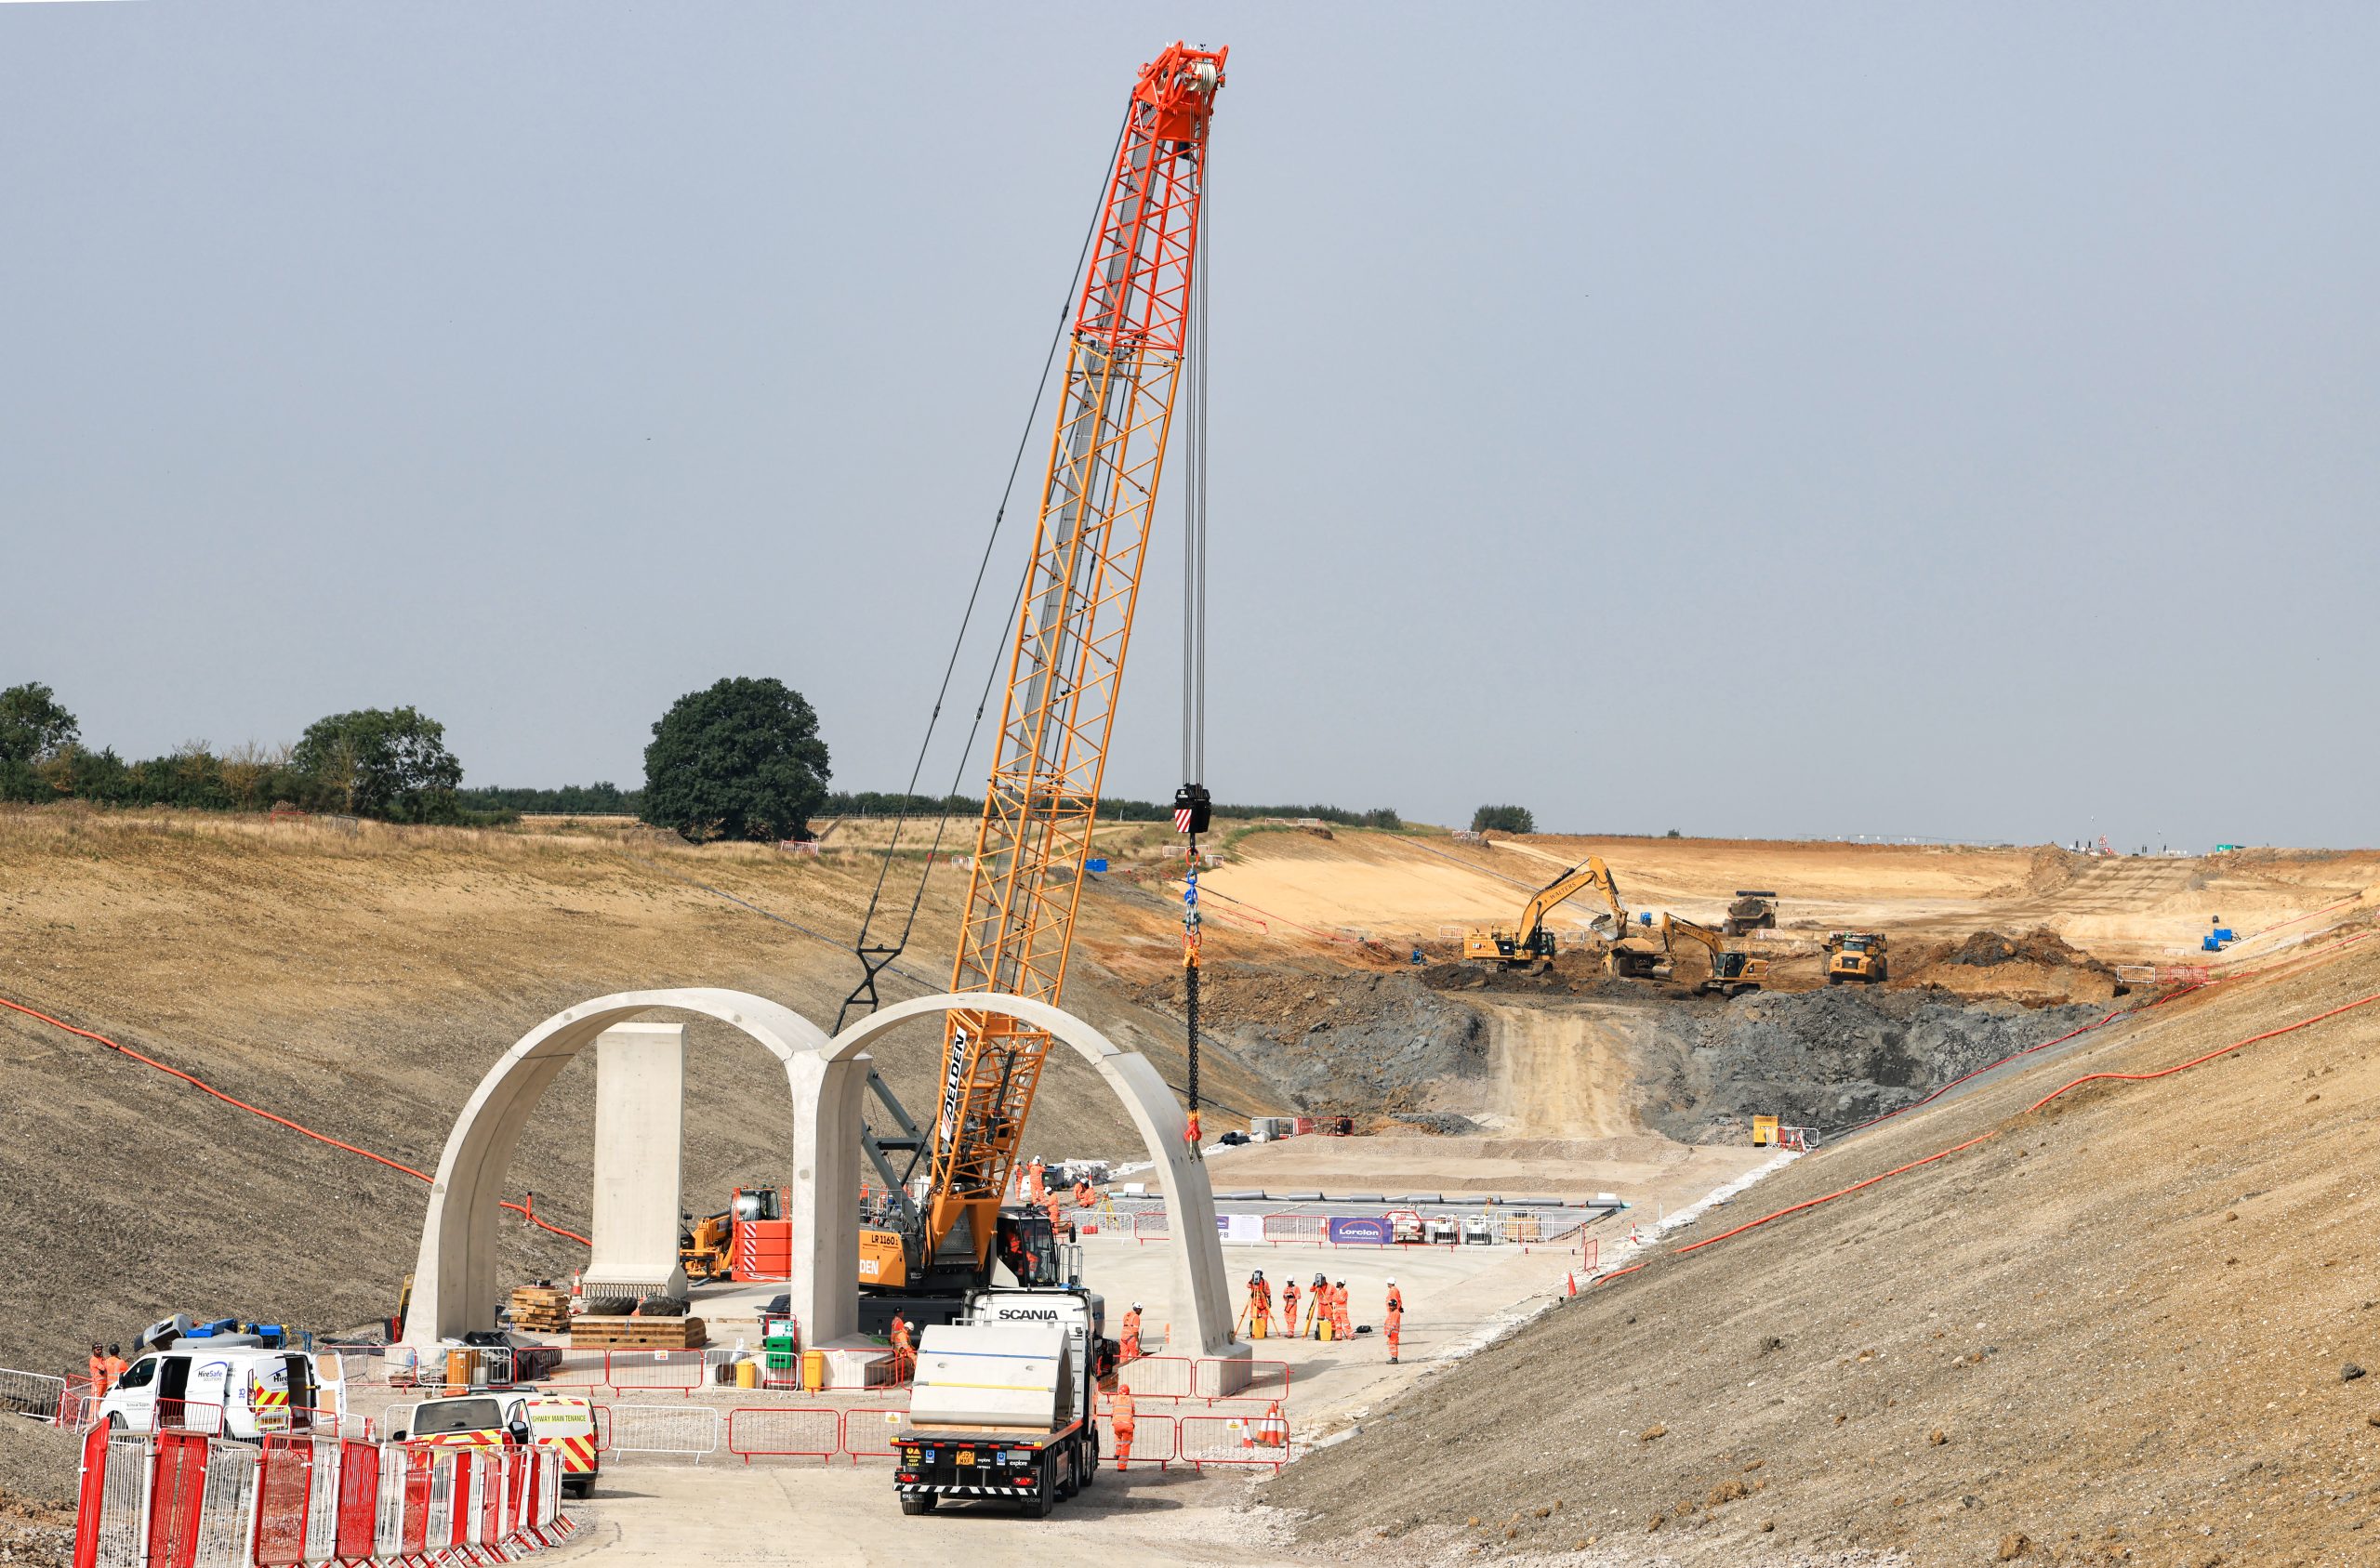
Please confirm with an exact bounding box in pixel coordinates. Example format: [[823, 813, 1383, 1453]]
[[834, 113, 1131, 1036], [1179, 145, 1213, 1146]]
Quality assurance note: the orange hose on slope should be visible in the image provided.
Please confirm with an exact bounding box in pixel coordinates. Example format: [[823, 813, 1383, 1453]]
[[1593, 987, 2380, 1283], [0, 995, 590, 1246]]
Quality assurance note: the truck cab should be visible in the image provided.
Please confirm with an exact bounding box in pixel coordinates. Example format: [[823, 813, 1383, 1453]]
[[1826, 931, 1889, 984], [98, 1347, 343, 1440], [894, 1284, 1108, 1517]]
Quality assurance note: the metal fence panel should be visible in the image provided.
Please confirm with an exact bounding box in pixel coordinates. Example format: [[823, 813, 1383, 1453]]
[[95, 1436, 147, 1568], [192, 1443, 258, 1568], [1192, 1358, 1289, 1403], [725, 1407, 841, 1464], [423, 1453, 455, 1554], [1179, 1409, 1290, 1470], [606, 1349, 712, 1393], [1092, 1408, 1175, 1470], [605, 1403, 721, 1459], [299, 1437, 339, 1562], [373, 1444, 410, 1558], [0, 1366, 67, 1424], [838, 1406, 913, 1461], [1117, 1356, 1195, 1400]]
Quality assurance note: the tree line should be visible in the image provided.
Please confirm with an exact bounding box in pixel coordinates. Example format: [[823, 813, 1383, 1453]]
[[2, 676, 1409, 842]]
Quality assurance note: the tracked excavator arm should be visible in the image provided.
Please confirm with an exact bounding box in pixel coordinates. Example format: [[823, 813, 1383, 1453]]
[[1463, 855, 1631, 969], [1659, 913, 1771, 995]]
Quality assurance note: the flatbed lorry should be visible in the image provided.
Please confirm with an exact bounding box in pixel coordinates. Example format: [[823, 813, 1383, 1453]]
[[894, 1284, 1107, 1517]]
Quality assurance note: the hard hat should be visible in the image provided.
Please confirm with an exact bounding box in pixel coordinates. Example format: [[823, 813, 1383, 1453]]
[[1386, 1277, 1395, 1285], [1251, 1269, 1264, 1280], [1131, 1302, 1142, 1311]]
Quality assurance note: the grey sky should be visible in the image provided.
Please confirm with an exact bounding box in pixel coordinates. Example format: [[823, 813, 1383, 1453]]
[[4, 3, 2374, 849]]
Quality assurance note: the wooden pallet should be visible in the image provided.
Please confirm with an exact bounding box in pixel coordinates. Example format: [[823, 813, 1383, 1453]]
[[508, 1287, 572, 1334], [567, 1316, 707, 1351]]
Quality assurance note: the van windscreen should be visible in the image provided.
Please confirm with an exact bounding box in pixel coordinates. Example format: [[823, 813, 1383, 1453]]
[[415, 1398, 503, 1436]]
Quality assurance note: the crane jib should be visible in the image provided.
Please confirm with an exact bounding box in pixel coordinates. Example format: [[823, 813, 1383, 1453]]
[[916, 41, 1227, 1277]]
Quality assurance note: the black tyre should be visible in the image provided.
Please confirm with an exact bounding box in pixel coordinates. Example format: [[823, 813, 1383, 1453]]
[[1030, 1476, 1054, 1519], [637, 1295, 689, 1318], [1825, 973, 1842, 987], [900, 1492, 936, 1515], [581, 1297, 638, 1317], [1079, 1434, 1097, 1487]]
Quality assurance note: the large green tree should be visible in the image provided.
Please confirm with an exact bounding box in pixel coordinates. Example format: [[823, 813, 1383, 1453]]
[[292, 706, 464, 821], [641, 677, 831, 843], [1471, 803, 1535, 835], [0, 681, 79, 766]]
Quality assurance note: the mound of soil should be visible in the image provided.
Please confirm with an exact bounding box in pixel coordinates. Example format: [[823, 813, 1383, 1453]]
[[1897, 927, 2123, 1006]]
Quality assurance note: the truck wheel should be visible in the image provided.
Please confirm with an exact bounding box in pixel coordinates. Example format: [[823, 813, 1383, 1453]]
[[1079, 1436, 1096, 1488], [1031, 1482, 1054, 1519], [900, 1493, 935, 1516]]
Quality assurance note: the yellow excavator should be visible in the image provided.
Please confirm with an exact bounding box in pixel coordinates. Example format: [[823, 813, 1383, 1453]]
[[1463, 855, 1633, 971], [1659, 914, 1772, 997]]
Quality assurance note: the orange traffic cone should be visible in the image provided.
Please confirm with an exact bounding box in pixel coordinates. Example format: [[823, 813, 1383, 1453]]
[[1565, 1272, 1578, 1297]]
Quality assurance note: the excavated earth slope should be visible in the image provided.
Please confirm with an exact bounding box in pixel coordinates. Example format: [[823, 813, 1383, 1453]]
[[1264, 926, 2380, 1566], [0, 808, 1280, 1379]]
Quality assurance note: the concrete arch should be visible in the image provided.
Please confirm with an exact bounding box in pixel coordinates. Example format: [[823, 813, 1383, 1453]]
[[405, 989, 829, 1347], [793, 992, 1242, 1363]]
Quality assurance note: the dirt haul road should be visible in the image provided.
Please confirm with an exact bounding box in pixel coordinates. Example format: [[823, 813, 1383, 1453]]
[[1197, 829, 2378, 963]]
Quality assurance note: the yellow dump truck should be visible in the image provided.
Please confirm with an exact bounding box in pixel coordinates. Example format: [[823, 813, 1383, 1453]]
[[1825, 931, 1888, 984]]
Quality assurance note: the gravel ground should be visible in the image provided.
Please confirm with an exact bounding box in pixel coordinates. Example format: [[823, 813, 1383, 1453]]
[[1264, 933, 2380, 1565]]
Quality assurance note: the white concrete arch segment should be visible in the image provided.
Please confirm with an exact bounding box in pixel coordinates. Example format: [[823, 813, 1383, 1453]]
[[404, 988, 827, 1347], [800, 991, 1244, 1366]]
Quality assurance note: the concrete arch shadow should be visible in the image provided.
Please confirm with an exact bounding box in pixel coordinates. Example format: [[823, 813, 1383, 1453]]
[[405, 988, 827, 1346], [796, 992, 1241, 1361]]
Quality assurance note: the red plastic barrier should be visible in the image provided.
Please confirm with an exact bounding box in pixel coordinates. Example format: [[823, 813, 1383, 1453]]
[[70, 1427, 105, 1568], [726, 1406, 843, 1465], [144, 1431, 208, 1568], [252, 1434, 311, 1566], [477, 1452, 503, 1546], [399, 1447, 435, 1557], [334, 1439, 379, 1562]]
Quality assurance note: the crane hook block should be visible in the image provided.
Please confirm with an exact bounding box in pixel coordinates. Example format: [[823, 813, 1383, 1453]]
[[1174, 784, 1212, 835]]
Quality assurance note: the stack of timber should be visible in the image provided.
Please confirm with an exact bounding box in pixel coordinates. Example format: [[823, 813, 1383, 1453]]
[[568, 1316, 707, 1351], [507, 1285, 571, 1334]]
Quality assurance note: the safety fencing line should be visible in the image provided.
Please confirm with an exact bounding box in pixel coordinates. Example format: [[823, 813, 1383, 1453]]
[[1591, 986, 2380, 1292], [2211, 926, 2378, 983], [0, 994, 589, 1247], [71, 1427, 573, 1568]]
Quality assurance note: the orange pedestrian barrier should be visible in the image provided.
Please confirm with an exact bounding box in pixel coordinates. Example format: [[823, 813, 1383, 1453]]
[[1117, 1356, 1196, 1401], [1093, 1403, 1176, 1470], [1178, 1404, 1290, 1472], [725, 1406, 844, 1466]]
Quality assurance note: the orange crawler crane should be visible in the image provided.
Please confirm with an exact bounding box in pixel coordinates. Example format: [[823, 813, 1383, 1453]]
[[860, 42, 1227, 1329]]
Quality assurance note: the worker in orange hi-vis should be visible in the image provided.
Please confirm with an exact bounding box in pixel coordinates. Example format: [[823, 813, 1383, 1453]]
[[86, 1343, 109, 1398], [1075, 1178, 1095, 1208], [1042, 1189, 1066, 1238], [1120, 1301, 1144, 1363], [1110, 1385, 1136, 1471], [1331, 1281, 1352, 1341], [1384, 1278, 1405, 1364], [1279, 1278, 1300, 1342], [889, 1314, 916, 1383], [1243, 1269, 1275, 1338], [102, 1346, 127, 1394], [1025, 1157, 1046, 1206], [1305, 1272, 1329, 1339]]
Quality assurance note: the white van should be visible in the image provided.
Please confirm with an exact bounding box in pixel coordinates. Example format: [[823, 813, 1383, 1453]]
[[98, 1346, 345, 1440]]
